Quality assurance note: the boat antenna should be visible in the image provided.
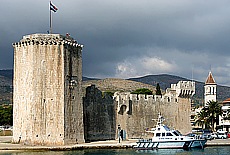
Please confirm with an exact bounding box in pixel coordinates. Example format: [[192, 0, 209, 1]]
[[157, 113, 164, 126]]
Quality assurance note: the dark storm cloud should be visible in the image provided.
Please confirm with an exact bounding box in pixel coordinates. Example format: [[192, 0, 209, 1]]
[[1, 0, 230, 85]]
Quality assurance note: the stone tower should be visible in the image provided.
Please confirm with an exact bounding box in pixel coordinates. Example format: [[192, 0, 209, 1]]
[[12, 34, 84, 145], [204, 71, 216, 107]]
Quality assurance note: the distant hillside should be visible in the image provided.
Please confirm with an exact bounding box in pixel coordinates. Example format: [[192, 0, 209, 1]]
[[0, 69, 13, 105], [82, 77, 99, 81], [128, 74, 230, 102], [0, 69, 12, 88], [128, 74, 188, 90], [0, 70, 13, 79], [82, 78, 156, 93], [1, 69, 230, 104]]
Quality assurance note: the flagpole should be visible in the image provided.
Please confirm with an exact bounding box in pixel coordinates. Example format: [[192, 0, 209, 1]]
[[50, 1, 52, 34]]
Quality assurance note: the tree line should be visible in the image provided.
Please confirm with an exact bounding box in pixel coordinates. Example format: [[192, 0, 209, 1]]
[[131, 83, 162, 95], [0, 105, 13, 126]]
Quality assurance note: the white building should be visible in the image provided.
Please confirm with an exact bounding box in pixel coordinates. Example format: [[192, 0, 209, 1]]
[[191, 71, 217, 130], [219, 98, 230, 132], [204, 71, 216, 107]]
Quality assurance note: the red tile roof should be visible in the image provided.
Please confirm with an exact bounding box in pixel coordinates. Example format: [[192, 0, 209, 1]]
[[205, 71, 216, 84], [223, 98, 230, 104]]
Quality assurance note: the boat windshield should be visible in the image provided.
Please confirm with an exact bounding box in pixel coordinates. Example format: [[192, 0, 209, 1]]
[[172, 131, 180, 136], [163, 126, 171, 131], [175, 130, 182, 136], [166, 132, 173, 136]]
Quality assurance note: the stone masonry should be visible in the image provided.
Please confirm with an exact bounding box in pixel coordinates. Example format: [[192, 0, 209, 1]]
[[12, 34, 84, 145], [115, 81, 195, 139], [83, 81, 195, 142], [83, 85, 116, 142], [12, 33, 195, 145]]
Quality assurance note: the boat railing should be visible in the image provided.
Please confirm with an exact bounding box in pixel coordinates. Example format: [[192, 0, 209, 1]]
[[138, 139, 152, 142], [194, 134, 203, 140]]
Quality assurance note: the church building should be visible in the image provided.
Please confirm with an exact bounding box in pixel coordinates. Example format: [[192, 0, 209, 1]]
[[204, 71, 216, 107]]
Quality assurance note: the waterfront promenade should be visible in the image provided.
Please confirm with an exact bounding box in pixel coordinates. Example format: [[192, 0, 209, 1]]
[[0, 136, 230, 151]]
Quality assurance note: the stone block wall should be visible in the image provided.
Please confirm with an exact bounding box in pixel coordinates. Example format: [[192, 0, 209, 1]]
[[63, 37, 84, 144], [83, 85, 116, 142], [115, 94, 192, 139], [83, 81, 193, 142], [12, 34, 84, 145], [115, 81, 194, 139]]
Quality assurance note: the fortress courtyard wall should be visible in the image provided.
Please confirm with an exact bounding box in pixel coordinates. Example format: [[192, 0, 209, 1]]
[[115, 93, 192, 139], [83, 85, 116, 142], [84, 81, 194, 141]]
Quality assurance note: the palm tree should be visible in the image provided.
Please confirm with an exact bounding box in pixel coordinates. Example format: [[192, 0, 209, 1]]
[[206, 101, 222, 131], [195, 108, 210, 129], [195, 101, 222, 131], [226, 109, 230, 119]]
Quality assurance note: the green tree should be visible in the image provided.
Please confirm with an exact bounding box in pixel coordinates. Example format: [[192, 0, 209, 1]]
[[195, 101, 222, 131], [131, 88, 153, 95], [206, 101, 222, 131], [195, 108, 210, 129], [0, 105, 13, 125], [102, 91, 114, 98], [156, 83, 162, 95]]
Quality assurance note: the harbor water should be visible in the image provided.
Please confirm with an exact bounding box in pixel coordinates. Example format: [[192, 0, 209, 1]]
[[0, 147, 229, 155]]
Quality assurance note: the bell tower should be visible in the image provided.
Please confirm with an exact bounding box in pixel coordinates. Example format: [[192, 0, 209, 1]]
[[204, 71, 216, 107]]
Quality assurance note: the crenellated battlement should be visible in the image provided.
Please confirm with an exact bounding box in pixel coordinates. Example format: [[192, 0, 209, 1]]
[[168, 81, 195, 98], [114, 81, 195, 114], [12, 34, 83, 48], [114, 81, 194, 137], [12, 33, 84, 145]]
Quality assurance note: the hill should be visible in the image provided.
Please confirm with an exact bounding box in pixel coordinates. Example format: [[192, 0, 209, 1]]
[[0, 70, 13, 105], [82, 78, 156, 94], [1, 69, 230, 104], [128, 74, 188, 90], [128, 74, 230, 102], [0, 70, 12, 86]]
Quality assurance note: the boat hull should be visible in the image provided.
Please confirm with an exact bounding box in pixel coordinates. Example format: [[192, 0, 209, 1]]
[[190, 139, 207, 148], [134, 139, 207, 150]]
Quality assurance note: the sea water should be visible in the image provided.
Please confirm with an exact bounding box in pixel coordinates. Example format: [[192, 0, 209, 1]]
[[0, 147, 229, 155]]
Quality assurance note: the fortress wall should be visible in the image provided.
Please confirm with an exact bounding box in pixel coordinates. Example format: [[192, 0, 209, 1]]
[[83, 81, 193, 141], [13, 35, 65, 145], [83, 85, 116, 142], [63, 42, 84, 144], [13, 34, 84, 145], [116, 94, 192, 139], [115, 81, 194, 139]]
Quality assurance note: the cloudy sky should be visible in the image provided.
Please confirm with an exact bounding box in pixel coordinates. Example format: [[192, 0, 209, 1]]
[[1, 0, 230, 86]]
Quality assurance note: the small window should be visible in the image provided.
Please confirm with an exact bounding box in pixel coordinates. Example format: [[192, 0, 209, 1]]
[[166, 133, 173, 136], [156, 133, 161, 137], [162, 133, 165, 137], [173, 131, 179, 136]]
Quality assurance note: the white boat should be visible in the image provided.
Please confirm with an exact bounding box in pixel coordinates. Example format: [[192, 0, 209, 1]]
[[134, 114, 207, 150]]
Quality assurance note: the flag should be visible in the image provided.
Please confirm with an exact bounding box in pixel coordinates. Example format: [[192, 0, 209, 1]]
[[50, 1, 58, 12]]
